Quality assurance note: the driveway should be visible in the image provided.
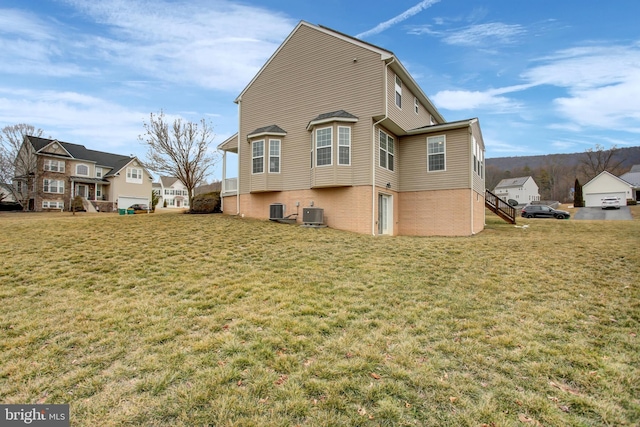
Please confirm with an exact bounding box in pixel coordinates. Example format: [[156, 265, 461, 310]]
[[572, 206, 633, 220]]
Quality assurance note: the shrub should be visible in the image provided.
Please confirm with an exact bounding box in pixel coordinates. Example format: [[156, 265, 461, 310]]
[[627, 199, 637, 206], [190, 191, 220, 214]]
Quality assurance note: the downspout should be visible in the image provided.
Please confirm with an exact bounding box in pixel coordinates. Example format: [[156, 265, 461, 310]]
[[236, 98, 241, 215], [220, 149, 226, 212], [469, 126, 474, 235], [371, 57, 395, 236]]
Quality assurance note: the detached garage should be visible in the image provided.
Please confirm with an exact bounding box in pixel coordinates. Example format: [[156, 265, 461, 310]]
[[582, 171, 633, 207]]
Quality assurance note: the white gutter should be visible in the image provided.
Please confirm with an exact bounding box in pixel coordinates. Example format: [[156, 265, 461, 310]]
[[469, 127, 474, 235], [371, 57, 395, 236]]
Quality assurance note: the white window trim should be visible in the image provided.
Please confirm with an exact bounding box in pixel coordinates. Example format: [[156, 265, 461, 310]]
[[379, 130, 395, 172], [315, 126, 333, 167], [76, 163, 89, 176], [96, 167, 102, 178], [43, 179, 65, 194], [252, 140, 265, 174], [44, 159, 65, 173], [427, 135, 446, 172], [395, 75, 402, 109], [42, 200, 64, 209], [269, 139, 281, 174], [338, 126, 351, 166], [126, 167, 143, 183]]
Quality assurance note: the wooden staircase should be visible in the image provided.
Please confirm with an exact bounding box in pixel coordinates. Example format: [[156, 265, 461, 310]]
[[485, 189, 516, 224]]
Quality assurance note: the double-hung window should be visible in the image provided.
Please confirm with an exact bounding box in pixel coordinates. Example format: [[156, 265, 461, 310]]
[[127, 167, 143, 183], [316, 127, 332, 166], [427, 135, 446, 171], [395, 75, 402, 108], [338, 127, 351, 166], [44, 159, 65, 172], [43, 179, 64, 194], [269, 140, 281, 173], [252, 140, 264, 174], [379, 130, 394, 171], [96, 167, 102, 178]]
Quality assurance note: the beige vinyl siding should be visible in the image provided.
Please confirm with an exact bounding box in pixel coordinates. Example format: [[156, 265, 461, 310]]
[[386, 71, 433, 131], [238, 24, 385, 195], [375, 126, 398, 190], [399, 127, 471, 192], [470, 121, 486, 194]]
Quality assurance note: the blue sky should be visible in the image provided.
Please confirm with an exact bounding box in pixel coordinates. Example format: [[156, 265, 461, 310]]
[[1, 0, 639, 180]]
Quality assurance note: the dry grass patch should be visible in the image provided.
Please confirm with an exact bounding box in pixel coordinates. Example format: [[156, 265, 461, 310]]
[[0, 211, 638, 426]]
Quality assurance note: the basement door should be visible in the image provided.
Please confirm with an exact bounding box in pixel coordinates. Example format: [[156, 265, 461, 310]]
[[378, 193, 392, 235]]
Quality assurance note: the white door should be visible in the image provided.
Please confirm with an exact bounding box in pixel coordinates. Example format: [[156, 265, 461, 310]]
[[378, 193, 392, 235], [77, 184, 87, 198]]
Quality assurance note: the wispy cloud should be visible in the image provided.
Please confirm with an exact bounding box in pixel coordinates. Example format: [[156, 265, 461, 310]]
[[0, 87, 145, 148], [523, 43, 640, 130], [356, 0, 441, 39], [0, 1, 296, 91], [409, 22, 526, 47]]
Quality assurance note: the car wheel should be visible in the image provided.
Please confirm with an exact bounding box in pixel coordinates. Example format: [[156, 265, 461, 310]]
[[526, 214, 533, 218], [554, 214, 564, 219]]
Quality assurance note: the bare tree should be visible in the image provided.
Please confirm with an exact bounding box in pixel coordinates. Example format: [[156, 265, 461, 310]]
[[0, 124, 45, 209], [139, 111, 219, 209], [580, 144, 625, 180]]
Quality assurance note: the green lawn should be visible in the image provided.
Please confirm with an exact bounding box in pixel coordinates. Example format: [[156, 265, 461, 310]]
[[0, 210, 638, 426]]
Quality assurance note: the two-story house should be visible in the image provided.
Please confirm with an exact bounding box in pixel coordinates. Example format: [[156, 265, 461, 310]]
[[15, 136, 153, 212], [219, 21, 486, 236], [155, 176, 190, 209], [493, 176, 540, 205]]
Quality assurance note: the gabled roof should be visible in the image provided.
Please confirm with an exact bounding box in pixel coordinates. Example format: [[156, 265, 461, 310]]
[[247, 125, 287, 139], [619, 170, 640, 187], [217, 133, 238, 152], [25, 135, 143, 177], [495, 176, 533, 188], [583, 170, 634, 189], [160, 176, 180, 188], [629, 164, 640, 173], [234, 21, 445, 124]]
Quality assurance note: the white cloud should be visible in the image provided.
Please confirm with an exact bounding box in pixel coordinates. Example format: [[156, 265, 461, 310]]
[[0, 88, 146, 151], [356, 0, 441, 38], [442, 23, 525, 46], [523, 43, 640, 130], [431, 83, 534, 111], [0, 1, 296, 92], [409, 22, 526, 47]]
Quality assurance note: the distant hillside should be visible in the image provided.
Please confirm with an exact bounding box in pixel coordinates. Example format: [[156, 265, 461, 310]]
[[484, 146, 640, 202], [486, 146, 640, 171]]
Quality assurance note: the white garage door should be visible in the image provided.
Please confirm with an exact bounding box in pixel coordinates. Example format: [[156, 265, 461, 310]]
[[584, 192, 625, 207], [118, 196, 149, 209]]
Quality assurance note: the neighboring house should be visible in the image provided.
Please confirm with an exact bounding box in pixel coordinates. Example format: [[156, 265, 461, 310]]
[[218, 21, 486, 236], [493, 176, 540, 205], [619, 164, 640, 201], [582, 170, 633, 207], [14, 136, 153, 212], [0, 183, 16, 203], [156, 176, 190, 209]]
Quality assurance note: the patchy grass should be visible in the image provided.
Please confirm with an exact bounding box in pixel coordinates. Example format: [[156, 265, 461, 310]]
[[0, 210, 638, 426]]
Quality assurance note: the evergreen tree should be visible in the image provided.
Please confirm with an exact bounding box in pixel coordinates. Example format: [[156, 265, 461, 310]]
[[573, 178, 584, 207]]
